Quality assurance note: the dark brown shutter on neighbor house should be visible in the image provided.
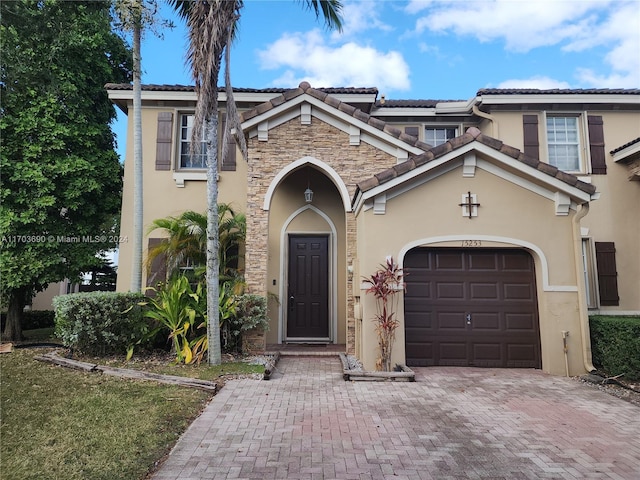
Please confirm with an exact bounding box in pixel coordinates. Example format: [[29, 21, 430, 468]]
[[404, 126, 420, 138], [523, 115, 540, 160], [146, 238, 168, 291], [588, 115, 607, 174], [155, 112, 173, 171], [595, 242, 619, 306], [220, 113, 237, 171]]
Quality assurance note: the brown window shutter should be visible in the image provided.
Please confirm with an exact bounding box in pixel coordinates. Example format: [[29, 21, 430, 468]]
[[594, 242, 619, 306], [146, 238, 168, 291], [404, 126, 420, 138], [220, 113, 237, 171], [523, 115, 539, 160], [588, 115, 607, 174], [155, 112, 173, 171]]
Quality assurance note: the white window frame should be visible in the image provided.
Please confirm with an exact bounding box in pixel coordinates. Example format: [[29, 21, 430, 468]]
[[543, 112, 588, 173], [178, 113, 207, 170], [424, 126, 458, 147]]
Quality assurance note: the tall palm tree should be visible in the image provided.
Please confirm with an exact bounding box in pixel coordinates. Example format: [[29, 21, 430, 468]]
[[113, 0, 169, 293], [170, 0, 343, 364]]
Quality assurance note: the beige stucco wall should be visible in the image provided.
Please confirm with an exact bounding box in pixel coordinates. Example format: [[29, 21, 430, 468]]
[[488, 109, 640, 313], [116, 105, 248, 292], [581, 111, 640, 313], [355, 162, 589, 376]]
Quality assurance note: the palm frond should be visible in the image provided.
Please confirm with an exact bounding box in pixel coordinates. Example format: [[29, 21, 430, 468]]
[[300, 0, 343, 31]]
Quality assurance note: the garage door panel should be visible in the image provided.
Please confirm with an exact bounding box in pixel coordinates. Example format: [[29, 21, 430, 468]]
[[405, 312, 433, 330], [470, 282, 499, 299], [468, 252, 498, 270], [405, 248, 541, 369], [436, 312, 467, 330], [470, 312, 501, 330], [502, 253, 533, 271], [507, 344, 538, 366], [438, 342, 468, 364], [405, 280, 431, 298], [504, 283, 535, 300], [472, 343, 504, 365], [436, 282, 465, 299], [435, 253, 464, 270], [506, 313, 536, 331]]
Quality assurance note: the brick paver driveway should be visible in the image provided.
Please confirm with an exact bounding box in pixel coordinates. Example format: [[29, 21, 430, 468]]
[[153, 356, 640, 479]]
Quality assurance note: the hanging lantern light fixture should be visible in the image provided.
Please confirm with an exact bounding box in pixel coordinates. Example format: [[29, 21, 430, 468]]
[[304, 167, 313, 203]]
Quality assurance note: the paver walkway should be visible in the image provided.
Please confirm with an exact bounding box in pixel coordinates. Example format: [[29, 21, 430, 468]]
[[153, 356, 640, 479]]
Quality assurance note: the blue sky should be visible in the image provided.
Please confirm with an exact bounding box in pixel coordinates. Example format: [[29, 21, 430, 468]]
[[113, 0, 640, 156]]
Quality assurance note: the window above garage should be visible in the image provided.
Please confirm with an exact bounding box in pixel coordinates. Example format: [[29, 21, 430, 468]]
[[523, 112, 607, 175], [546, 116, 581, 171]]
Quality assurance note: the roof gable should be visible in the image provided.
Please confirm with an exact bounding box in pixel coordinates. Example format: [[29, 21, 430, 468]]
[[240, 82, 430, 162], [354, 127, 598, 216]]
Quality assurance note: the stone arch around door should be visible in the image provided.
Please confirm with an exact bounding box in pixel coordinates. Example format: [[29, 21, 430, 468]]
[[262, 156, 352, 213], [398, 236, 550, 369]]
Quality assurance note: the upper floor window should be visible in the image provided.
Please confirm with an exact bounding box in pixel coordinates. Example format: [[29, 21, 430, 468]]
[[180, 114, 207, 169], [425, 127, 457, 147], [546, 116, 580, 171]]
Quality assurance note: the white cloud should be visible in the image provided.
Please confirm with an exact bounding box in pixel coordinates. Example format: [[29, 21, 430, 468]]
[[566, 3, 640, 88], [410, 0, 606, 52], [257, 29, 411, 91], [331, 0, 393, 40], [405, 0, 639, 89], [497, 76, 572, 90]]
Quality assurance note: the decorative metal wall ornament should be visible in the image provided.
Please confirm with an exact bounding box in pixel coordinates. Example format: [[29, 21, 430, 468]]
[[459, 191, 480, 218]]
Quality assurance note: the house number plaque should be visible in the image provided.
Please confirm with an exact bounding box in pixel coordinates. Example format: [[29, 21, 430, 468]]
[[461, 240, 482, 247]]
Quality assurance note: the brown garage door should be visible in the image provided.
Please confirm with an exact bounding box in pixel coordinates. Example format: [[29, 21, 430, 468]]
[[404, 248, 541, 368]]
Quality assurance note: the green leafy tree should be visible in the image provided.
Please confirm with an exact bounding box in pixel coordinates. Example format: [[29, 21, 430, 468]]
[[0, 0, 132, 340], [169, 0, 343, 365]]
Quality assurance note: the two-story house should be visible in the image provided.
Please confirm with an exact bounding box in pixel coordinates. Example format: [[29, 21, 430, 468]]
[[107, 82, 639, 376]]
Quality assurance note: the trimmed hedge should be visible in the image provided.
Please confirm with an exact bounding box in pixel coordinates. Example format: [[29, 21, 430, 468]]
[[0, 310, 55, 331], [54, 292, 148, 355], [589, 315, 640, 381]]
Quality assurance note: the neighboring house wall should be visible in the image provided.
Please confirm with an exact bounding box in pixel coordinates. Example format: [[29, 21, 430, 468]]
[[30, 280, 78, 311]]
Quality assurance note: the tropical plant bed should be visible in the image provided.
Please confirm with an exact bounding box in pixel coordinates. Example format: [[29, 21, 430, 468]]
[[339, 353, 415, 382]]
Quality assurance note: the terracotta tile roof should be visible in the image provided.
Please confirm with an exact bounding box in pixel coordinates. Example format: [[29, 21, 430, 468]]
[[104, 83, 379, 95], [373, 99, 464, 108], [356, 127, 597, 196], [610, 137, 640, 154], [478, 88, 640, 95], [239, 82, 433, 150]]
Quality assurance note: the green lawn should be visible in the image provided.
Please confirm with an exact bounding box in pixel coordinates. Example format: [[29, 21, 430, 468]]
[[0, 346, 261, 479]]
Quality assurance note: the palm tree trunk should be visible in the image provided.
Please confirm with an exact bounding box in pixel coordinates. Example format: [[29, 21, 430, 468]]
[[205, 114, 221, 365], [131, 16, 143, 292]]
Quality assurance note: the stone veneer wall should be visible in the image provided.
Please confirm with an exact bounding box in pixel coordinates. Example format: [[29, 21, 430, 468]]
[[243, 115, 398, 353]]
